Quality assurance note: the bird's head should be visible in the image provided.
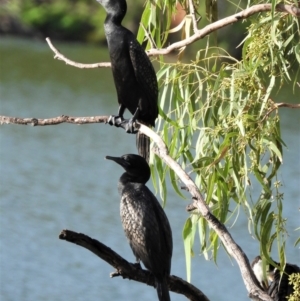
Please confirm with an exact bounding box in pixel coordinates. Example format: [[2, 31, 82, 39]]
[[106, 154, 150, 183], [251, 255, 269, 291], [96, 0, 127, 22]]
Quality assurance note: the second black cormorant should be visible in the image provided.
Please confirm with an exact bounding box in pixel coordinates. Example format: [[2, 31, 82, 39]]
[[97, 0, 158, 162], [252, 255, 300, 301], [106, 154, 172, 301]]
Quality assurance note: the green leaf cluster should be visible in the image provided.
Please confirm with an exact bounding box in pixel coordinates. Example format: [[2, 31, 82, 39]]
[[139, 0, 299, 279], [288, 273, 300, 301]]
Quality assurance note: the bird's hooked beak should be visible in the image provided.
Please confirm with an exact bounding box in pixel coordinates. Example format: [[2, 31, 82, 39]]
[[106, 156, 130, 169]]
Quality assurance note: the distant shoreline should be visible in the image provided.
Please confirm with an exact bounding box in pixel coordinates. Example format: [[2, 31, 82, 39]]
[[0, 15, 40, 39]]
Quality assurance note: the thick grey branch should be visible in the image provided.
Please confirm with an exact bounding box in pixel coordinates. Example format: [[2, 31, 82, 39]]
[[138, 124, 273, 301], [59, 229, 210, 301]]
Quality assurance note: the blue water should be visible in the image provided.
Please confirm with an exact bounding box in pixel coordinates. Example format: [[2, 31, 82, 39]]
[[0, 37, 299, 301]]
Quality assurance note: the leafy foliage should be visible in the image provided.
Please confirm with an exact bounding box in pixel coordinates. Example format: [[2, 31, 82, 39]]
[[288, 272, 300, 301], [138, 0, 299, 279]]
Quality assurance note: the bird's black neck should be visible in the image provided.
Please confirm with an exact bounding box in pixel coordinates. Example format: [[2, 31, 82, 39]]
[[117, 172, 148, 196], [105, 12, 124, 27], [119, 172, 149, 186], [103, 0, 126, 29]]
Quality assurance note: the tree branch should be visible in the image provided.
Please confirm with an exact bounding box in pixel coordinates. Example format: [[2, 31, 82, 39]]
[[59, 229, 210, 301], [0, 115, 109, 126], [45, 3, 300, 66], [274, 102, 300, 109]]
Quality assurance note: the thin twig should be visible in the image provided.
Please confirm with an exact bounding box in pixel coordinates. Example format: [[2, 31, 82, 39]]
[[45, 38, 111, 68], [188, 0, 198, 34], [139, 22, 156, 49], [261, 102, 300, 122], [0, 115, 109, 126]]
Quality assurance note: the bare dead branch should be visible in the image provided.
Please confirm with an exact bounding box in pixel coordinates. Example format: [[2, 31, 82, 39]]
[[59, 229, 210, 301], [261, 102, 300, 122], [45, 38, 111, 68], [137, 124, 273, 301], [0, 115, 109, 126], [45, 3, 300, 67], [1, 99, 299, 127], [276, 102, 300, 109]]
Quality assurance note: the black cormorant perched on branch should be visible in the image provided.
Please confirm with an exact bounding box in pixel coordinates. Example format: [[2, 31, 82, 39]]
[[252, 255, 300, 301], [97, 0, 158, 162], [106, 154, 172, 301]]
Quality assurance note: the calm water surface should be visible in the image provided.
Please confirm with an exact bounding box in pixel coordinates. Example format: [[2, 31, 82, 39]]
[[0, 37, 299, 301]]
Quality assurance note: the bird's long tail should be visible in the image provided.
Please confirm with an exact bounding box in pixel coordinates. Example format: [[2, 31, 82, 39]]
[[136, 131, 150, 163], [155, 277, 170, 301]]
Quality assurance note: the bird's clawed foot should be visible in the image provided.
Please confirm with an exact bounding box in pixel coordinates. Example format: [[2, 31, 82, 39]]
[[124, 107, 140, 133], [107, 108, 140, 134], [107, 115, 124, 127]]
